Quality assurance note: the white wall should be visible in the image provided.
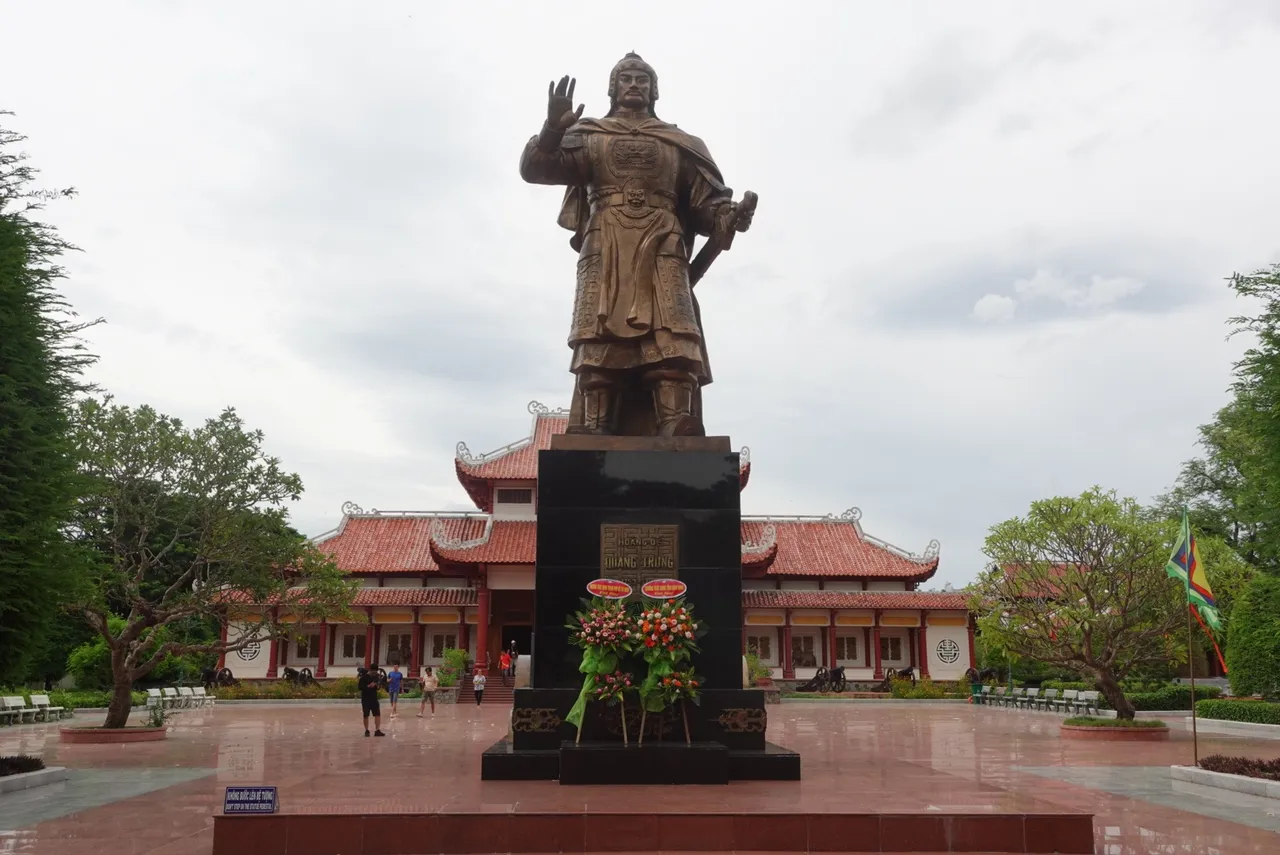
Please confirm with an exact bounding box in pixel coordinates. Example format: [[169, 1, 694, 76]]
[[779, 580, 820, 591], [492, 480, 537, 520], [383, 577, 425, 588], [866, 580, 907, 591], [226, 622, 269, 679], [488, 566, 534, 590], [924, 624, 970, 681], [825, 581, 863, 591]]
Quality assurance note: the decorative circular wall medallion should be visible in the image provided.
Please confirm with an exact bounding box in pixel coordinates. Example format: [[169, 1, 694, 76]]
[[237, 641, 261, 662], [936, 638, 960, 664]]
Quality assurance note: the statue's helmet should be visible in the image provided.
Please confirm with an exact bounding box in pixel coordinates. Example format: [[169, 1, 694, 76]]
[[607, 52, 659, 105]]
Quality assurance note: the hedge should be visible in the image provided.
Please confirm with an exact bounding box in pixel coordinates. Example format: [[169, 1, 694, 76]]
[[0, 688, 146, 710], [1196, 699, 1280, 725], [1200, 754, 1280, 781], [1125, 685, 1221, 710], [1227, 574, 1280, 699], [1063, 716, 1166, 728], [0, 755, 46, 777]]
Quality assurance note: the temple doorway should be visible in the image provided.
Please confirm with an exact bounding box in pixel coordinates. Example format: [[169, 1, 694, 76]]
[[502, 625, 532, 656]]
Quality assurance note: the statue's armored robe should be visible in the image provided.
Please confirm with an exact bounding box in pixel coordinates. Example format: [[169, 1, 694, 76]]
[[520, 117, 733, 433]]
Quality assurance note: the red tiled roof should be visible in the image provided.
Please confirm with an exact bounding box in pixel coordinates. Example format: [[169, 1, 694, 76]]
[[454, 403, 751, 510], [430, 520, 537, 565], [314, 515, 489, 574], [313, 512, 937, 580], [741, 516, 939, 581], [222, 587, 478, 608], [741, 590, 968, 610], [352, 587, 477, 607]]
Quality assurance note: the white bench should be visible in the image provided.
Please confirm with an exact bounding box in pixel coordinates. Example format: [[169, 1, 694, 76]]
[[178, 687, 198, 707], [30, 694, 66, 721], [161, 688, 182, 708], [1, 696, 38, 724], [194, 687, 214, 707]]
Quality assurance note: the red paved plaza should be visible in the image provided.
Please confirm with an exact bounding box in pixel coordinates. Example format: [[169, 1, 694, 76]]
[[1, 701, 1278, 853]]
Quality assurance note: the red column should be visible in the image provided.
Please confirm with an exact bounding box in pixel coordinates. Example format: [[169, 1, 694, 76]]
[[967, 617, 977, 671], [217, 621, 228, 671], [476, 585, 491, 674], [782, 611, 795, 679], [265, 638, 278, 678], [918, 621, 930, 678], [872, 611, 883, 680], [373, 624, 383, 667], [315, 623, 328, 678], [280, 632, 289, 669], [410, 609, 422, 675], [863, 627, 871, 668], [828, 611, 838, 667], [364, 608, 374, 668], [908, 627, 916, 668], [460, 615, 469, 656], [329, 626, 337, 668]]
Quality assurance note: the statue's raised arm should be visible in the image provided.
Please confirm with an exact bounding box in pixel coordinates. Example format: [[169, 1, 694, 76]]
[[519, 53, 755, 438]]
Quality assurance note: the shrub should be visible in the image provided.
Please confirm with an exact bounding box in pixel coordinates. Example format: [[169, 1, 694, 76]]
[[1041, 680, 1090, 691], [1063, 716, 1166, 728], [1196, 699, 1280, 725], [890, 677, 947, 699], [1227, 575, 1280, 699], [437, 648, 468, 688], [212, 677, 365, 701], [1125, 685, 1221, 711], [745, 652, 772, 682], [1199, 754, 1280, 781], [0, 688, 145, 710], [0, 755, 46, 777]]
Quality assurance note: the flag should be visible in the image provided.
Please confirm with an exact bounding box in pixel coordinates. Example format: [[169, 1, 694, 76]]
[[1166, 509, 1222, 631]]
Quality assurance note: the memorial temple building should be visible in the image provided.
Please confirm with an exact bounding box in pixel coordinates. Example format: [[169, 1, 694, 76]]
[[223, 402, 976, 691]]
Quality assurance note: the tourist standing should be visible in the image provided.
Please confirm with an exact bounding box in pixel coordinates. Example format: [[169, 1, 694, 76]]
[[498, 650, 512, 687], [508, 642, 519, 684], [357, 666, 385, 737], [417, 666, 438, 718], [473, 669, 486, 706], [387, 664, 403, 718]]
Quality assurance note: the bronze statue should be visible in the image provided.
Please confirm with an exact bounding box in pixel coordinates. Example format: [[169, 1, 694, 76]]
[[520, 53, 755, 437]]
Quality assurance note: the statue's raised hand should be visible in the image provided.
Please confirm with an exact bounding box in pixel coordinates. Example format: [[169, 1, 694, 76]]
[[547, 75, 585, 131]]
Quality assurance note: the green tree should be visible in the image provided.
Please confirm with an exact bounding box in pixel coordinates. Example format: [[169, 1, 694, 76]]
[[69, 398, 356, 728], [971, 488, 1185, 719], [0, 115, 97, 684], [1225, 574, 1280, 699]]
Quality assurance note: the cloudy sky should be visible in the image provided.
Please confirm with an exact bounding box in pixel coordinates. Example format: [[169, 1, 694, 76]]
[[6, 1, 1280, 587]]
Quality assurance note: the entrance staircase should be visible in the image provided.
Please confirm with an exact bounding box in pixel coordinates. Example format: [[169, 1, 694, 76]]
[[464, 672, 514, 706]]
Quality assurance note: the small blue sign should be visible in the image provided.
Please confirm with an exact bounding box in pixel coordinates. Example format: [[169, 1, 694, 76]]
[[223, 786, 278, 814]]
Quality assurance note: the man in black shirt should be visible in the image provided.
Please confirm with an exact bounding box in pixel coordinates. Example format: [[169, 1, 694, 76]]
[[357, 666, 385, 737]]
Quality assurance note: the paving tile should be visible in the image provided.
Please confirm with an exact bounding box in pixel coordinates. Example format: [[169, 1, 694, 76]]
[[3, 704, 1280, 854]]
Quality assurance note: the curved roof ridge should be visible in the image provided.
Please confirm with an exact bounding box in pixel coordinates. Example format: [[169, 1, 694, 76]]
[[455, 400, 568, 467], [743, 508, 940, 567]]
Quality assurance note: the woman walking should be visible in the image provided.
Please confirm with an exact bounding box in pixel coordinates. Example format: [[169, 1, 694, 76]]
[[417, 666, 438, 718], [473, 669, 486, 706]]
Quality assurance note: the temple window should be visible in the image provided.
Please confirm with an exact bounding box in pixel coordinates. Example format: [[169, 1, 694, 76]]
[[495, 488, 533, 504], [385, 632, 413, 666], [835, 635, 858, 662], [342, 634, 367, 659], [430, 633, 458, 658], [879, 636, 904, 663], [746, 634, 773, 663], [295, 633, 320, 659]]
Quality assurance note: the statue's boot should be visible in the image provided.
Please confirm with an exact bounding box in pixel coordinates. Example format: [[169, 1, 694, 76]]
[[648, 369, 705, 437], [565, 371, 617, 435]]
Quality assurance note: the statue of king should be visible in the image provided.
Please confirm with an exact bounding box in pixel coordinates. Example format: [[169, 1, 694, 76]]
[[520, 53, 754, 437]]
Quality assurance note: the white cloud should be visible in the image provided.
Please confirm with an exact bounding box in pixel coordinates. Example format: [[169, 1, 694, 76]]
[[1013, 268, 1146, 308], [971, 294, 1017, 322]]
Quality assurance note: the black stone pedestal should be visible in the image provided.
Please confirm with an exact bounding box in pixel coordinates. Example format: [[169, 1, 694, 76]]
[[559, 741, 729, 785], [480, 437, 801, 783]]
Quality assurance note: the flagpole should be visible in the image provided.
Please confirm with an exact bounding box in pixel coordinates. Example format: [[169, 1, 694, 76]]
[[1187, 604, 1199, 765]]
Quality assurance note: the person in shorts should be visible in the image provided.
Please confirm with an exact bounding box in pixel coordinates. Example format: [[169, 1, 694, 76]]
[[357, 666, 385, 737], [473, 669, 486, 705], [417, 665, 438, 718], [387, 664, 403, 718]]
